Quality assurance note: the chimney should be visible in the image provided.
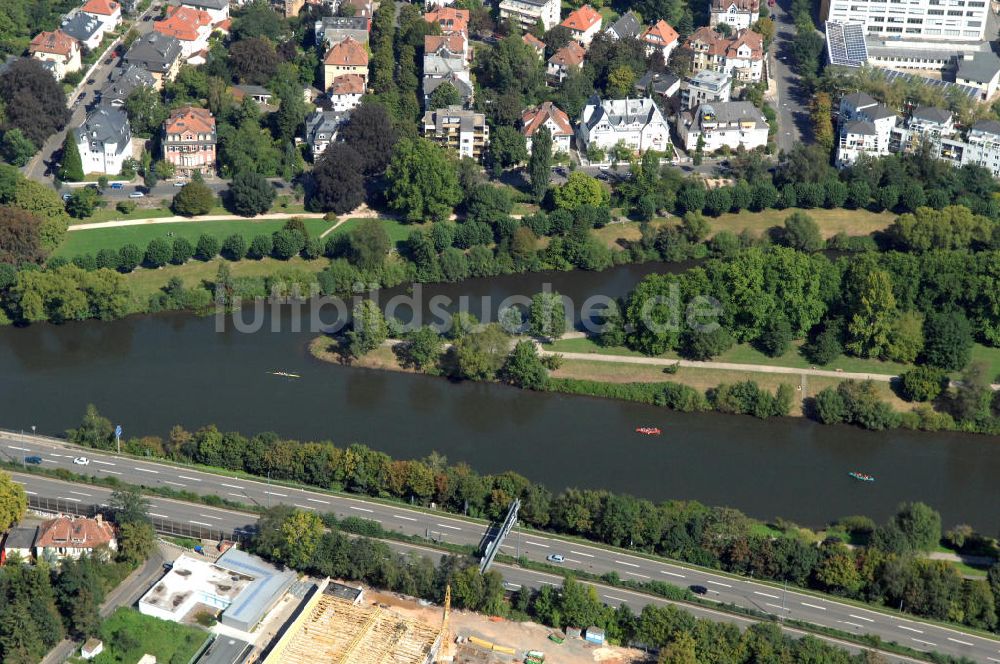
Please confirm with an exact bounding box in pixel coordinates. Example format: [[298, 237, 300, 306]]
[[95, 513, 103, 525]]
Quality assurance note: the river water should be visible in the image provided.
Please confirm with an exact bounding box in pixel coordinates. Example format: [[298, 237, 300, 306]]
[[1, 262, 998, 531]]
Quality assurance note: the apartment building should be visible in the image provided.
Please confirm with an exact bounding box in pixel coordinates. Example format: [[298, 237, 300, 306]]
[[421, 105, 490, 161], [679, 70, 732, 111], [710, 0, 761, 31], [822, 0, 988, 41], [499, 0, 561, 32], [578, 95, 671, 153], [676, 101, 769, 151], [686, 27, 765, 81]]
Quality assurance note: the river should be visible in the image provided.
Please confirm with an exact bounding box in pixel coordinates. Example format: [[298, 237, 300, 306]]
[[1, 262, 998, 532]]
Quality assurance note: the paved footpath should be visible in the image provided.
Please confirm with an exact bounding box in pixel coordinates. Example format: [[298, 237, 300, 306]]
[[68, 212, 331, 231]]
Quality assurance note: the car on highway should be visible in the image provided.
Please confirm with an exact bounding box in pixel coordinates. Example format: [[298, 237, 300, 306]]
[[128, 191, 145, 198], [24, 456, 42, 465], [598, 164, 610, 171], [174, 181, 187, 187], [110, 182, 124, 190], [73, 456, 90, 465], [689, 584, 708, 595], [546, 554, 565, 563]]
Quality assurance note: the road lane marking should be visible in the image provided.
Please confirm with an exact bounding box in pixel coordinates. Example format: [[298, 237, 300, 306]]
[[615, 560, 640, 568], [164, 481, 185, 487], [220, 483, 244, 490], [766, 603, 790, 612], [707, 581, 732, 588], [754, 591, 779, 599], [8, 446, 30, 451], [49, 453, 63, 457], [264, 491, 287, 497], [570, 550, 594, 557], [437, 524, 462, 530], [948, 637, 974, 647], [564, 558, 581, 564], [93, 460, 115, 466], [661, 571, 685, 579], [987, 658, 1000, 663], [149, 513, 169, 518], [603, 595, 628, 603], [393, 514, 417, 521], [199, 514, 222, 520], [625, 571, 649, 579], [134, 467, 159, 474], [178, 475, 200, 481], [349, 506, 374, 513], [58, 497, 81, 502], [525, 541, 549, 548], [800, 602, 826, 610], [189, 520, 212, 527], [227, 493, 243, 497], [897, 625, 923, 634], [840, 621, 863, 629], [99, 469, 122, 474], [69, 491, 92, 496], [848, 614, 874, 623], [912, 638, 937, 647], [24, 490, 37, 495], [294, 504, 315, 510], [306, 498, 330, 505]]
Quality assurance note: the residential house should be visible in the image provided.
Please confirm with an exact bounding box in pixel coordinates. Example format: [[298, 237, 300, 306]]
[[34, 515, 117, 562], [424, 74, 474, 109], [323, 36, 368, 91], [421, 105, 490, 160], [605, 11, 641, 39], [154, 6, 213, 59], [80, 0, 122, 33], [339, 0, 374, 28], [28, 31, 81, 80], [499, 0, 561, 33], [677, 101, 768, 152], [679, 70, 731, 111], [76, 106, 135, 175], [271, 0, 306, 18], [560, 5, 602, 46], [81, 639, 104, 660], [578, 95, 671, 154], [329, 73, 365, 111], [890, 106, 956, 157], [423, 34, 472, 107], [942, 120, 1000, 177], [639, 20, 679, 62], [123, 32, 183, 85], [424, 7, 470, 35], [633, 70, 681, 102], [305, 109, 349, 158], [232, 84, 273, 105], [1, 527, 37, 564], [314, 16, 369, 48], [686, 27, 765, 82], [955, 51, 1000, 102], [521, 101, 573, 153], [710, 0, 760, 31], [546, 41, 585, 84], [835, 92, 897, 166], [98, 63, 156, 107], [60, 14, 105, 52], [181, 0, 230, 22], [522, 33, 545, 60], [163, 105, 216, 177]]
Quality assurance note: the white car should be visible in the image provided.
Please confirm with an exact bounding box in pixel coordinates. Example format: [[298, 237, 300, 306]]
[[128, 191, 145, 198], [174, 181, 186, 187], [73, 456, 90, 465], [546, 554, 565, 563]]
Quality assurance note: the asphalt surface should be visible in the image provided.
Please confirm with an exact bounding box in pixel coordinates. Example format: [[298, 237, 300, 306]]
[[3, 432, 1000, 662], [768, 0, 810, 154]]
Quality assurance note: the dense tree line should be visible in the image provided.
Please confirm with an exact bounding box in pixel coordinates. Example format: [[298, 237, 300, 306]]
[[66, 405, 1000, 632]]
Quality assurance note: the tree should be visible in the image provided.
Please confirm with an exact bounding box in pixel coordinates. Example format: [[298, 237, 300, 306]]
[[309, 143, 365, 213], [172, 237, 195, 264], [680, 325, 734, 360], [846, 270, 897, 359], [229, 37, 281, 85], [0, 206, 45, 265], [607, 65, 636, 97], [756, 317, 792, 357], [385, 138, 462, 222], [501, 340, 549, 389], [1, 128, 35, 166], [0, 59, 70, 148], [109, 485, 151, 525], [58, 134, 84, 182], [271, 228, 304, 259], [348, 219, 391, 269], [892, 502, 942, 553], [885, 310, 924, 364], [428, 82, 461, 110], [117, 243, 142, 272], [899, 366, 946, 402], [528, 125, 553, 202], [659, 632, 698, 664], [123, 86, 169, 136], [529, 291, 566, 339], [922, 309, 973, 371], [347, 299, 388, 357], [117, 521, 154, 566], [339, 102, 397, 175], [452, 323, 511, 380], [144, 237, 171, 267], [67, 404, 115, 449], [231, 0, 288, 41], [229, 170, 275, 216], [781, 211, 823, 251], [810, 92, 834, 153], [65, 187, 100, 219], [0, 471, 27, 532], [172, 179, 214, 216], [399, 326, 444, 371], [221, 233, 248, 260], [196, 234, 220, 260], [248, 234, 273, 259], [489, 126, 528, 170], [554, 172, 609, 212], [465, 183, 513, 224]]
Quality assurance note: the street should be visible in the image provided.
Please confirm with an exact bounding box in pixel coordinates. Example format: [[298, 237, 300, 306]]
[[768, 0, 810, 154], [3, 432, 999, 663]]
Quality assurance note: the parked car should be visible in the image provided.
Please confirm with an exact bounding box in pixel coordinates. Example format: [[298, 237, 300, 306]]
[[546, 554, 565, 563], [174, 181, 186, 187], [73, 456, 90, 465], [128, 191, 145, 198], [110, 182, 124, 190], [24, 456, 42, 465], [62, 193, 72, 201], [87, 78, 95, 85], [598, 164, 610, 171], [689, 584, 708, 595]]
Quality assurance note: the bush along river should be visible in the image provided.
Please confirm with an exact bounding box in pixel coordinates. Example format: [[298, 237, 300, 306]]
[[2, 261, 999, 532]]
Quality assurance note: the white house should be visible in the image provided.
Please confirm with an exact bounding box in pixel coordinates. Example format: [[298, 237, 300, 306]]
[[522, 101, 573, 154], [76, 107, 135, 176], [546, 41, 585, 84], [710, 0, 760, 31], [680, 70, 731, 111], [180, 0, 230, 23], [677, 101, 769, 152], [80, 0, 122, 34], [835, 92, 898, 166], [499, 0, 561, 32], [305, 109, 349, 159], [560, 5, 603, 46], [955, 51, 1000, 102], [328, 73, 365, 112], [28, 31, 81, 80], [153, 6, 214, 60], [34, 515, 117, 562], [823, 0, 988, 41], [605, 11, 641, 40], [60, 13, 105, 52], [578, 95, 671, 154]]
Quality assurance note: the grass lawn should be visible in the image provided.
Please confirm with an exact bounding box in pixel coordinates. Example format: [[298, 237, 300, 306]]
[[968, 343, 1000, 382], [74, 206, 175, 224], [700, 207, 896, 239], [67, 608, 208, 664], [56, 217, 335, 258], [332, 217, 422, 247]]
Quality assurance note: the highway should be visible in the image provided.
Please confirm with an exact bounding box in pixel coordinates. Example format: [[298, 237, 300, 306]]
[[3, 432, 1000, 663]]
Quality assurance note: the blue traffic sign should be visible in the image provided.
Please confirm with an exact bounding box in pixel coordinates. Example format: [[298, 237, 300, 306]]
[[114, 425, 122, 438]]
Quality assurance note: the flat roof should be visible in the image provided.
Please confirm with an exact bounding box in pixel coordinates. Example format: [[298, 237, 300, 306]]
[[196, 636, 253, 664], [216, 548, 297, 629]]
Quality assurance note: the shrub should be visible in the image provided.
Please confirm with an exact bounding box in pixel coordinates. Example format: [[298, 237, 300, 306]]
[[248, 234, 273, 259], [195, 234, 220, 260], [221, 233, 248, 261], [118, 243, 143, 272], [116, 200, 136, 214], [898, 366, 946, 402], [171, 237, 194, 265], [656, 383, 708, 411], [144, 238, 171, 268]]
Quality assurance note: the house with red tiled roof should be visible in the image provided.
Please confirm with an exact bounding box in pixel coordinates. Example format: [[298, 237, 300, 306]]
[[81, 0, 122, 33], [521, 101, 573, 153], [329, 73, 366, 111], [640, 20, 679, 62], [34, 515, 117, 562], [29, 31, 81, 80], [163, 106, 216, 177], [154, 6, 213, 59], [424, 7, 470, 36], [546, 41, 585, 84], [560, 4, 602, 46], [522, 33, 545, 60], [181, 0, 229, 23], [686, 26, 764, 81], [323, 36, 368, 90]]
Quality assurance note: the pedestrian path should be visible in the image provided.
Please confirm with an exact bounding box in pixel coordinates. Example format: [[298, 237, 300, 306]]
[[69, 212, 330, 231]]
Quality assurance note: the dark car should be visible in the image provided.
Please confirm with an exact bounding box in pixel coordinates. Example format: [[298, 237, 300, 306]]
[[87, 78, 95, 85], [24, 456, 42, 465], [689, 585, 708, 595]]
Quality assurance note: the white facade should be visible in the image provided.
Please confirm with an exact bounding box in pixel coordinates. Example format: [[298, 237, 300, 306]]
[[499, 0, 561, 32], [677, 102, 769, 152], [835, 92, 898, 166], [578, 96, 671, 154], [710, 0, 757, 31], [81, 0, 123, 34], [940, 121, 1000, 177], [824, 0, 988, 41], [76, 107, 134, 176]]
